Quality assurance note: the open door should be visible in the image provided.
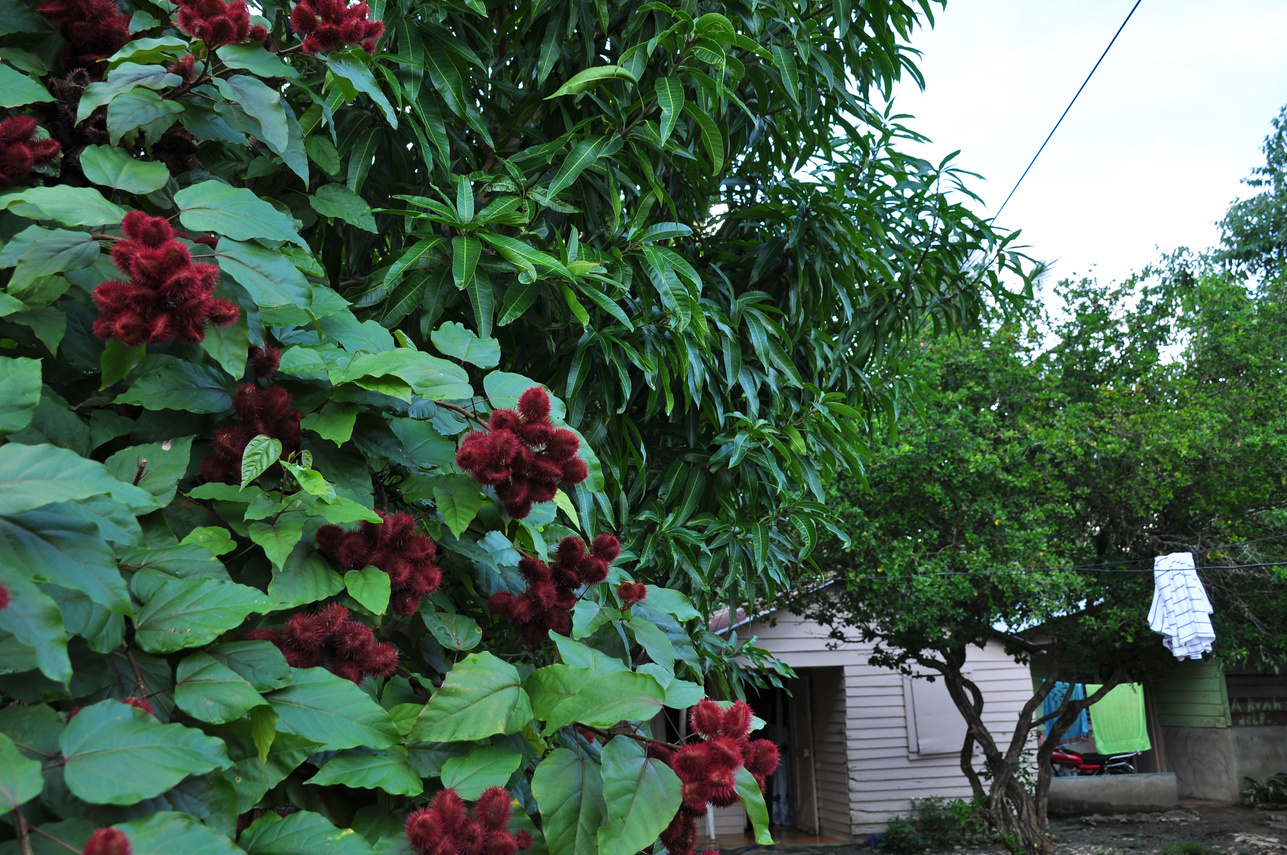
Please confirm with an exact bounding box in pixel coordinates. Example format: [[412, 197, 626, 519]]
[[789, 674, 820, 836]]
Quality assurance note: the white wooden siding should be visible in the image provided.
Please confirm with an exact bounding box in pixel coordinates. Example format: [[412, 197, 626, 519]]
[[742, 610, 1034, 838]]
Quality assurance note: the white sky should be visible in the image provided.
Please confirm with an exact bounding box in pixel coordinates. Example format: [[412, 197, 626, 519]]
[[892, 0, 1287, 286]]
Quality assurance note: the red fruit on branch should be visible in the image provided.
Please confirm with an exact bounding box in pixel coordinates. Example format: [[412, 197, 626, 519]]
[[405, 787, 530, 855], [616, 580, 647, 606], [246, 603, 398, 683], [81, 828, 131, 855], [176, 0, 267, 47], [289, 0, 384, 55], [0, 583, 9, 610], [198, 376, 302, 483], [0, 117, 61, 189], [487, 534, 620, 644], [92, 212, 239, 347], [456, 386, 588, 519], [315, 512, 441, 616], [37, 0, 130, 75]]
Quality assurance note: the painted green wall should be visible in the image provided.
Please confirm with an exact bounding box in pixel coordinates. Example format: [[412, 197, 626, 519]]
[[1150, 659, 1231, 728]]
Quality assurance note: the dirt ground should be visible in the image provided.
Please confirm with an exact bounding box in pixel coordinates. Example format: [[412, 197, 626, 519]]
[[1046, 803, 1287, 855], [716, 803, 1287, 855]]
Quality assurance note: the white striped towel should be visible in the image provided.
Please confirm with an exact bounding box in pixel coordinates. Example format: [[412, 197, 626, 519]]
[[1148, 552, 1215, 659]]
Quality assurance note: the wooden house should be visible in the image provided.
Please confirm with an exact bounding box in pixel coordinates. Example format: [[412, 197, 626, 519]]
[[698, 605, 1035, 844]]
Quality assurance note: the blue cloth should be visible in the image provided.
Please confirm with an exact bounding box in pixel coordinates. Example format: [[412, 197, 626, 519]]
[[1042, 681, 1089, 742]]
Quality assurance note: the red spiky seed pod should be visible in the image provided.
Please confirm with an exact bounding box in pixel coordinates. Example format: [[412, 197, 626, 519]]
[[93, 212, 239, 347], [0, 116, 61, 189], [405, 788, 529, 855], [82, 828, 131, 855], [248, 346, 281, 378], [251, 604, 397, 683], [37, 0, 130, 75], [122, 697, 153, 715], [198, 379, 302, 484], [617, 580, 647, 606], [0, 583, 9, 609], [289, 0, 384, 55], [175, 0, 264, 46], [168, 54, 197, 83], [314, 513, 441, 616]]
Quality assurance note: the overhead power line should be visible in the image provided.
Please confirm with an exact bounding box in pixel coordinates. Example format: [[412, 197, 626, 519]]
[[993, 0, 1144, 221]]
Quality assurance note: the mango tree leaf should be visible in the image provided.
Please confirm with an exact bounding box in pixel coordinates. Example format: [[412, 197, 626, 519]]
[[547, 65, 638, 99], [429, 321, 500, 368], [421, 611, 482, 651], [655, 76, 684, 144], [596, 737, 681, 855], [242, 811, 374, 855], [548, 136, 606, 197], [344, 565, 390, 615], [439, 744, 521, 799], [306, 747, 422, 796], [312, 183, 377, 232], [0, 356, 40, 435], [266, 667, 399, 749], [175, 652, 269, 724], [410, 651, 532, 742], [175, 181, 304, 245], [325, 56, 397, 127], [79, 144, 170, 194], [0, 507, 130, 613], [0, 442, 151, 516], [531, 748, 605, 855], [60, 701, 230, 805], [116, 811, 243, 855], [0, 186, 127, 227], [133, 578, 272, 654], [0, 731, 42, 812]]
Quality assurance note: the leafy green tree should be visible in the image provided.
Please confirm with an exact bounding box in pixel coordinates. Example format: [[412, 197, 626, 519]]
[[804, 269, 1287, 854], [0, 0, 1027, 853], [1218, 103, 1287, 281]]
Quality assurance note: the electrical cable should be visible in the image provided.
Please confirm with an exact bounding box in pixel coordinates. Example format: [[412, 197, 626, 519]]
[[992, 0, 1144, 222]]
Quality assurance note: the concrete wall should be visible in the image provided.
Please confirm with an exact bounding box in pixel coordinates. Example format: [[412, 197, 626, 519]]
[[1161, 724, 1287, 801], [1048, 773, 1177, 815]]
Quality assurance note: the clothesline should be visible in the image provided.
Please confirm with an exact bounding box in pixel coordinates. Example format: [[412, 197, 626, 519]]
[[855, 559, 1287, 582]]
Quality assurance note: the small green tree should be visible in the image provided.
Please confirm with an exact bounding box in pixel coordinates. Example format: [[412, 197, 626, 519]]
[[805, 267, 1287, 854]]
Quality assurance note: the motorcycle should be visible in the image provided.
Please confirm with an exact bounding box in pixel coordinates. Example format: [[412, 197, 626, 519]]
[[1051, 748, 1138, 776]]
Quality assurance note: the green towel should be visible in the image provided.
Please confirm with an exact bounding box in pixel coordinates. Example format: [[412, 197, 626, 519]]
[[1085, 683, 1151, 754]]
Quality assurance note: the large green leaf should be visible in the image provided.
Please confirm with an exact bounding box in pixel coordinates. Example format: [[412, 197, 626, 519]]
[[735, 765, 774, 845], [0, 507, 130, 614], [0, 63, 52, 107], [0, 356, 40, 435], [306, 747, 422, 796], [266, 667, 399, 749], [332, 348, 473, 402], [0, 442, 151, 516], [240, 810, 374, 855], [175, 652, 269, 724], [79, 144, 170, 194], [421, 611, 482, 651], [0, 731, 42, 812], [60, 701, 230, 804], [175, 181, 304, 245], [429, 321, 500, 368], [214, 75, 288, 151], [0, 186, 127, 226], [536, 669, 665, 734], [596, 737, 681, 855], [433, 474, 482, 539], [410, 651, 532, 742], [325, 55, 397, 127], [106, 88, 183, 145], [531, 748, 605, 855], [0, 569, 67, 682], [204, 641, 292, 692], [115, 361, 233, 413], [0, 226, 99, 293], [344, 565, 390, 615], [214, 238, 314, 309], [133, 579, 272, 654], [116, 812, 242, 855], [439, 744, 521, 799], [312, 183, 377, 232], [103, 436, 194, 513]]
